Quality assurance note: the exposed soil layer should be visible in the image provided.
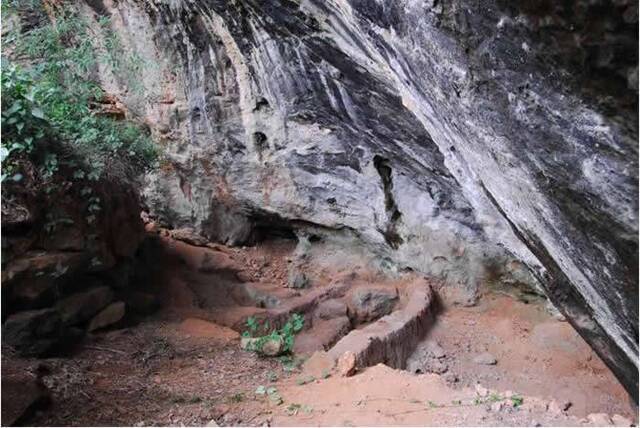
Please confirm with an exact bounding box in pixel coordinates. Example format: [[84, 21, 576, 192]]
[[417, 293, 636, 419], [2, 235, 637, 426]]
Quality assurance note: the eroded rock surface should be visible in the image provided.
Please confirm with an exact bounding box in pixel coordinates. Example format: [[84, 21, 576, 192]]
[[81, 0, 638, 398]]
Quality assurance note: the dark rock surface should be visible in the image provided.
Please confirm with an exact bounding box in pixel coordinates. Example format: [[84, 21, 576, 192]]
[[348, 286, 399, 324], [1, 368, 50, 426], [56, 286, 114, 326], [84, 0, 638, 399], [2, 309, 68, 357]]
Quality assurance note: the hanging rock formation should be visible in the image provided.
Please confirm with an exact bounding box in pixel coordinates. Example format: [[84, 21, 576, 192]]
[[81, 0, 638, 399]]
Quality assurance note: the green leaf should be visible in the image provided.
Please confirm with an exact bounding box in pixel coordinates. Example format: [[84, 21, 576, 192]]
[[7, 101, 22, 115], [31, 107, 45, 119]]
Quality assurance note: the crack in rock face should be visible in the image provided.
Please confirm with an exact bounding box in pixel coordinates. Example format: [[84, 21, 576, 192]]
[[84, 0, 638, 399]]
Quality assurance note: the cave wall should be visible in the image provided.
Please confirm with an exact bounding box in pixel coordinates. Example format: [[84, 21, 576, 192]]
[[82, 0, 638, 398]]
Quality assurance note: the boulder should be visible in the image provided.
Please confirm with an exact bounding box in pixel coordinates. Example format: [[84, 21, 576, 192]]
[[2, 251, 88, 310], [315, 299, 347, 320], [2, 308, 71, 356], [56, 286, 114, 326], [88, 301, 126, 332], [240, 336, 284, 356], [170, 228, 209, 247], [348, 286, 398, 324], [1, 371, 49, 426]]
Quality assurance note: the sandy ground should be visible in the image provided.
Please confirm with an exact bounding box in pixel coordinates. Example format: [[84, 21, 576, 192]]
[[3, 237, 637, 426]]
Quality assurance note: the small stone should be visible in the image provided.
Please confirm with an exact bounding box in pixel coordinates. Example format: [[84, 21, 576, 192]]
[[425, 341, 446, 359], [206, 419, 220, 427], [587, 413, 613, 426], [547, 400, 563, 415], [491, 401, 504, 412], [240, 337, 284, 356], [88, 301, 126, 332], [475, 384, 489, 397], [425, 359, 448, 374], [612, 414, 632, 427], [443, 373, 458, 384], [337, 351, 356, 377], [473, 352, 497, 365], [236, 271, 253, 283]]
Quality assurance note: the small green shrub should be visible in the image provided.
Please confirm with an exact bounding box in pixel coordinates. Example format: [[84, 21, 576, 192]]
[[1, 2, 157, 190], [510, 394, 524, 407], [242, 313, 305, 355], [228, 392, 245, 403]]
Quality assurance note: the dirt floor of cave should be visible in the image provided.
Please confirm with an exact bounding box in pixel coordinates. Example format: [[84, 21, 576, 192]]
[[3, 237, 637, 427]]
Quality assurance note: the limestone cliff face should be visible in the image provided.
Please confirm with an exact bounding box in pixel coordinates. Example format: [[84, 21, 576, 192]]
[[82, 0, 638, 397]]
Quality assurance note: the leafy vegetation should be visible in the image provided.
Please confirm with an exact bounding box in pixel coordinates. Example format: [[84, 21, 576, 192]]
[[510, 394, 524, 407], [227, 392, 245, 403], [1, 1, 157, 191], [242, 314, 305, 355]]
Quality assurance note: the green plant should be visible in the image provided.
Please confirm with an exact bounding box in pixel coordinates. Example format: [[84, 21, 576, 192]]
[[281, 313, 305, 352], [1, 2, 157, 191], [285, 403, 302, 416], [242, 314, 305, 356], [228, 392, 245, 403], [510, 395, 524, 407], [266, 387, 283, 405], [266, 371, 279, 382], [488, 392, 503, 403]]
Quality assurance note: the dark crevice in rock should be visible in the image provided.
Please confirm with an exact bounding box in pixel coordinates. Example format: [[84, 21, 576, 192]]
[[373, 155, 404, 249], [252, 132, 268, 150], [248, 211, 298, 243], [253, 97, 270, 111]]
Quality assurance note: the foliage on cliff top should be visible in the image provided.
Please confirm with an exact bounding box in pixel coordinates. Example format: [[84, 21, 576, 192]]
[[1, 1, 157, 187]]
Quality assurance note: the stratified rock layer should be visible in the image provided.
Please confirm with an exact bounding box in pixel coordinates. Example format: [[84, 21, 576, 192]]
[[84, 0, 638, 398]]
